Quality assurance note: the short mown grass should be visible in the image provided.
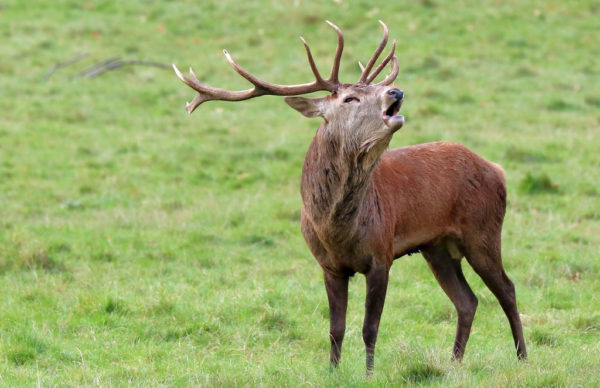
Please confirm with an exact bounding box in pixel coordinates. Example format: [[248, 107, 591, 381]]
[[1, 0, 599, 386]]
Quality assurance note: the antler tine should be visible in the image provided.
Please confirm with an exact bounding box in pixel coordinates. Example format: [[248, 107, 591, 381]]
[[300, 36, 325, 83], [223, 49, 280, 93], [365, 40, 396, 84], [375, 55, 399, 86], [188, 67, 201, 83], [325, 20, 344, 84], [358, 61, 365, 73], [359, 20, 389, 84]]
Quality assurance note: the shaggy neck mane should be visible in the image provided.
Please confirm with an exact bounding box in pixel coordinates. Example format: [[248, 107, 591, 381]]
[[301, 122, 383, 243]]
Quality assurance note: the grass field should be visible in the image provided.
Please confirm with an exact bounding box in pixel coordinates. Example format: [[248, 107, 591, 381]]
[[1, 0, 599, 386]]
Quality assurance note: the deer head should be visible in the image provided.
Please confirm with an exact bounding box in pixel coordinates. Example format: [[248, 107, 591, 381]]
[[285, 84, 404, 168], [173, 21, 403, 166]]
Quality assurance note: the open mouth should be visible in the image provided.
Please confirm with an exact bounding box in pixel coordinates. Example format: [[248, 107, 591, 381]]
[[384, 99, 402, 117], [382, 98, 404, 130]]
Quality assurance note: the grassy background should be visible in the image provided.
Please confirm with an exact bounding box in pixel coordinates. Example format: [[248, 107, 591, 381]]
[[1, 0, 599, 386]]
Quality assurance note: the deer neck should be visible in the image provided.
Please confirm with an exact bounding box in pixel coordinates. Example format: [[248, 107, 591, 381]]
[[301, 123, 382, 240]]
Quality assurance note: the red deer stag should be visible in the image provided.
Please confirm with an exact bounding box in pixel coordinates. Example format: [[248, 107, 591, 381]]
[[173, 21, 527, 375]]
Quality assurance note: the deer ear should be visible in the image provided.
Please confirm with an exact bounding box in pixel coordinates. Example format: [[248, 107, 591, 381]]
[[284, 96, 325, 118]]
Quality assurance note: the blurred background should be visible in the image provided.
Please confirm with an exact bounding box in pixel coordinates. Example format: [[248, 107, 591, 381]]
[[1, 0, 599, 385]]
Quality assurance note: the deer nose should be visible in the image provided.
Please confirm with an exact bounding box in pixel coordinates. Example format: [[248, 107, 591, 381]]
[[388, 88, 404, 100]]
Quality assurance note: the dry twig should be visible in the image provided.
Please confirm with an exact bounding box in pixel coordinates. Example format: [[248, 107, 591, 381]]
[[43, 52, 90, 81]]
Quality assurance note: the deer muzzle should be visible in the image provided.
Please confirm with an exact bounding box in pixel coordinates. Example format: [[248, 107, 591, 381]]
[[382, 89, 404, 131]]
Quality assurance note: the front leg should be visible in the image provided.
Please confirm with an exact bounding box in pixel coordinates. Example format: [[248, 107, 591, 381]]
[[363, 264, 389, 375], [324, 272, 349, 368]]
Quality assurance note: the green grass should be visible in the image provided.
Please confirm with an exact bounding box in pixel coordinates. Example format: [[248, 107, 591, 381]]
[[1, 0, 599, 386]]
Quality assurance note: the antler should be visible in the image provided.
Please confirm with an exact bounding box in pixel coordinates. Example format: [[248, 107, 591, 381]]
[[358, 20, 399, 86], [173, 21, 344, 114]]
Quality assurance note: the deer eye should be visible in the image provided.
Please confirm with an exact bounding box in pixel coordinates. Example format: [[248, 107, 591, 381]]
[[344, 96, 359, 103]]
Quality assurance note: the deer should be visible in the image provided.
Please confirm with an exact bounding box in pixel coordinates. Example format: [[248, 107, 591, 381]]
[[173, 21, 527, 375]]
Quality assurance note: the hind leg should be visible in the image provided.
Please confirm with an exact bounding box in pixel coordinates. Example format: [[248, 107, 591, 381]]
[[465, 241, 527, 359], [422, 243, 478, 360]]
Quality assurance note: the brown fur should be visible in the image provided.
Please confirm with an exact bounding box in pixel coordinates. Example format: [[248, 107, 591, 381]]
[[302, 141, 507, 273], [290, 84, 527, 374]]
